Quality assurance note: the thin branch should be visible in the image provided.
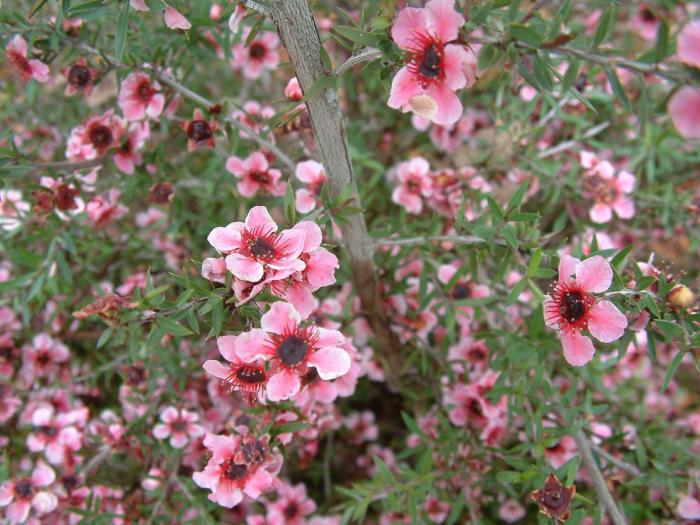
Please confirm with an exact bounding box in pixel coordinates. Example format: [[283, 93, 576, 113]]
[[572, 427, 627, 525], [333, 47, 383, 76], [242, 0, 269, 15], [591, 443, 642, 477], [372, 234, 505, 249], [537, 121, 610, 158], [26, 158, 104, 172]]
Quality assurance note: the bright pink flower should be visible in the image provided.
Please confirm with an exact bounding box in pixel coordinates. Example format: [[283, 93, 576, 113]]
[[387, 0, 476, 125], [61, 57, 97, 96], [207, 206, 306, 282], [294, 160, 327, 213], [266, 482, 317, 525], [285, 77, 303, 101], [498, 499, 526, 523], [164, 5, 191, 30], [235, 302, 350, 402], [192, 432, 281, 508], [20, 333, 69, 380], [678, 495, 700, 520], [86, 189, 128, 227], [580, 152, 635, 223], [444, 372, 506, 432], [232, 29, 280, 79], [118, 72, 165, 121], [179, 109, 217, 151], [669, 86, 700, 139], [153, 406, 205, 449], [5, 34, 50, 83], [130, 0, 148, 11], [391, 157, 433, 214], [203, 335, 269, 401], [544, 255, 628, 366], [26, 404, 83, 465], [678, 21, 700, 69], [201, 257, 228, 284], [113, 121, 150, 175], [226, 152, 286, 197], [0, 460, 57, 524], [66, 109, 126, 161]]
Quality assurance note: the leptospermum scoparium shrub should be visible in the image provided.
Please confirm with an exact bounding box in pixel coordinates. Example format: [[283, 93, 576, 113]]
[[1, 0, 700, 524]]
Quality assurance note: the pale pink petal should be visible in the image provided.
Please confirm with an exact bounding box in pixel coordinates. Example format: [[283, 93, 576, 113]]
[[437, 264, 457, 284], [225, 253, 264, 282], [616, 170, 636, 193], [32, 491, 57, 514], [574, 256, 612, 293], [588, 300, 627, 343], [543, 295, 558, 328], [316, 327, 345, 348], [305, 248, 339, 289], [266, 369, 301, 401], [0, 482, 14, 506], [28, 60, 50, 83], [203, 360, 229, 380], [295, 189, 317, 213], [207, 225, 242, 253], [113, 153, 135, 175], [387, 67, 423, 111], [6, 501, 31, 524], [130, 0, 149, 11], [225, 156, 246, 177], [308, 347, 351, 380], [678, 495, 700, 520], [425, 0, 464, 42], [245, 206, 277, 232], [426, 82, 463, 126], [170, 432, 189, 449], [160, 406, 179, 423], [153, 423, 170, 439], [243, 469, 273, 498], [31, 460, 55, 487], [558, 254, 581, 282], [10, 34, 27, 56], [440, 46, 469, 90], [678, 21, 700, 69], [669, 86, 700, 139], [233, 329, 271, 362], [212, 486, 243, 508], [216, 335, 238, 362], [561, 331, 596, 366], [295, 160, 324, 183], [391, 7, 428, 49], [261, 301, 300, 334], [613, 196, 635, 219], [146, 94, 165, 118], [247, 151, 269, 172], [293, 221, 322, 251], [590, 202, 613, 223], [237, 177, 259, 198], [164, 6, 191, 30], [282, 283, 316, 320], [274, 228, 306, 263]]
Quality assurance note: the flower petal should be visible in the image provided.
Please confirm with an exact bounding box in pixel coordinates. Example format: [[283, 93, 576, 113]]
[[266, 369, 301, 401], [588, 300, 627, 343], [308, 347, 351, 380], [203, 360, 230, 380], [261, 301, 300, 334], [574, 255, 612, 293], [560, 331, 596, 366]]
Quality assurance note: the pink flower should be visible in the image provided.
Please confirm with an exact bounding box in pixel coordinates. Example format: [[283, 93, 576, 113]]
[[26, 404, 83, 465], [20, 333, 69, 380], [113, 121, 150, 175], [61, 57, 97, 96], [544, 255, 628, 366], [266, 482, 317, 525], [234, 302, 350, 402], [294, 160, 327, 213], [203, 335, 269, 401], [580, 152, 635, 223], [118, 72, 165, 121], [192, 432, 281, 508], [179, 109, 217, 151], [0, 460, 57, 524], [130, 0, 148, 11], [424, 496, 450, 523], [232, 29, 280, 79], [226, 152, 286, 197], [86, 189, 128, 227], [153, 406, 205, 449], [164, 5, 191, 30], [391, 157, 433, 214], [678, 21, 700, 69], [207, 206, 306, 282], [228, 4, 247, 33], [544, 435, 577, 469], [285, 77, 303, 101], [498, 499, 526, 523], [669, 87, 700, 139], [678, 495, 700, 520], [0, 190, 30, 231], [66, 109, 126, 161], [387, 0, 476, 125], [201, 257, 228, 284], [5, 34, 50, 83]]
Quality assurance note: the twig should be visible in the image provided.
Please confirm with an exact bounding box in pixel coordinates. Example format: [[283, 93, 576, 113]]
[[537, 121, 610, 158], [26, 158, 104, 172], [333, 47, 383, 76], [572, 427, 627, 525], [372, 234, 505, 249], [591, 443, 642, 477]]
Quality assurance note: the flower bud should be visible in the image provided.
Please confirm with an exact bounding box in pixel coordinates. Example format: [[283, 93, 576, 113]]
[[667, 284, 696, 309], [531, 474, 575, 521]]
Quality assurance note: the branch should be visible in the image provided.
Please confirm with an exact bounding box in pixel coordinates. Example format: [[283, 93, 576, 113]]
[[572, 427, 627, 525], [372, 234, 505, 249], [591, 443, 642, 477], [537, 121, 610, 158], [26, 158, 104, 172], [333, 47, 383, 76], [266, 0, 402, 388]]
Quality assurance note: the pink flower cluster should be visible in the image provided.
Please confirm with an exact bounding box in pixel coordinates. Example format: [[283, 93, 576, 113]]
[[580, 151, 635, 224], [669, 21, 700, 139], [204, 206, 338, 318]]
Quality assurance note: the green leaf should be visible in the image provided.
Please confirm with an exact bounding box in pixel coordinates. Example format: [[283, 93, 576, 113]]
[[283, 182, 296, 224], [333, 25, 378, 48], [528, 248, 542, 277], [654, 18, 669, 63], [507, 277, 528, 305], [507, 181, 529, 212], [591, 5, 614, 49], [157, 317, 192, 337], [654, 319, 682, 339], [115, 0, 130, 62], [661, 350, 685, 392], [509, 24, 544, 48], [611, 244, 634, 270], [604, 65, 631, 112]]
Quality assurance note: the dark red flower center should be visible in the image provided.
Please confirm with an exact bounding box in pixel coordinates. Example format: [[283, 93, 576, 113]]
[[250, 171, 271, 183], [584, 175, 617, 204], [138, 80, 154, 101], [276, 335, 309, 367], [235, 366, 267, 384], [241, 439, 266, 464], [36, 425, 58, 437], [10, 50, 32, 76], [88, 124, 114, 149], [249, 42, 266, 59], [126, 365, 145, 385], [224, 460, 248, 481], [172, 420, 187, 432], [36, 351, 52, 365], [15, 479, 33, 499], [452, 283, 471, 300], [560, 291, 585, 323], [546, 281, 596, 333], [68, 65, 91, 88], [249, 237, 276, 258], [284, 502, 300, 518], [419, 43, 442, 78], [187, 120, 212, 142], [407, 33, 447, 87]]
